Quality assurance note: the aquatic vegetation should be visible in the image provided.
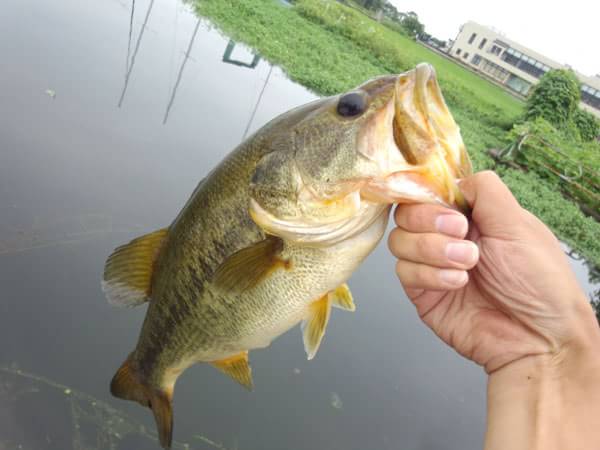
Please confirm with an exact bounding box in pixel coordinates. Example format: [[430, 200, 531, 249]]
[[0, 365, 232, 450]]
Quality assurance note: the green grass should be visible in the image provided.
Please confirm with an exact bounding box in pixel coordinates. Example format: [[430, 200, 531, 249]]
[[188, 0, 600, 268]]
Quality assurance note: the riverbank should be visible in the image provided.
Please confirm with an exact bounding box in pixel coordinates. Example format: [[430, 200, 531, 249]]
[[189, 0, 600, 269]]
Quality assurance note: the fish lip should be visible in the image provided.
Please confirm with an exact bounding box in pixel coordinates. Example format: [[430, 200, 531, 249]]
[[359, 63, 471, 212]]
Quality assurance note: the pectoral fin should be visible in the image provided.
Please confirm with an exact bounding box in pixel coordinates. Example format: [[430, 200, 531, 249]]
[[210, 352, 253, 391], [302, 295, 332, 360], [212, 235, 289, 292], [102, 228, 168, 307], [330, 283, 355, 311]]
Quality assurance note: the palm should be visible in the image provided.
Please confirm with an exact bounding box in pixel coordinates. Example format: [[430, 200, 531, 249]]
[[407, 227, 563, 373]]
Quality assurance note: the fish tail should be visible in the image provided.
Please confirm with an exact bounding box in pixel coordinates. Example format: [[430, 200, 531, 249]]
[[110, 355, 174, 448]]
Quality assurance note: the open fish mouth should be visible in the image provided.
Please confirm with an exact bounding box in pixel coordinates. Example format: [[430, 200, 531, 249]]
[[359, 63, 472, 213]]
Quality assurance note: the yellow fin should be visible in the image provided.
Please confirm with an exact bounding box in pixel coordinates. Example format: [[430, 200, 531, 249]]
[[302, 295, 332, 360], [212, 236, 288, 292], [102, 228, 168, 307], [330, 283, 355, 311], [211, 351, 253, 391], [110, 355, 174, 448]]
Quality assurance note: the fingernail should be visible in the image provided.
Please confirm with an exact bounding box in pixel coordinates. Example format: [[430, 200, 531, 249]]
[[446, 242, 478, 265], [439, 269, 468, 286], [435, 214, 467, 237]]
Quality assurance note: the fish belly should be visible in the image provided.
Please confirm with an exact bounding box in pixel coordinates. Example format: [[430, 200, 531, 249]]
[[210, 207, 391, 359]]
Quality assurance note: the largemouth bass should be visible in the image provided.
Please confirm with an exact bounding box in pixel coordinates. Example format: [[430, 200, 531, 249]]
[[102, 63, 471, 448]]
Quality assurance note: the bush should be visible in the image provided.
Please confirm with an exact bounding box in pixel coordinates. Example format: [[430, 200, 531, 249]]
[[573, 109, 600, 141], [525, 69, 581, 127]]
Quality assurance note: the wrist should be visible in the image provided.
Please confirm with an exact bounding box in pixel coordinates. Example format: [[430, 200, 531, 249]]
[[485, 337, 600, 450]]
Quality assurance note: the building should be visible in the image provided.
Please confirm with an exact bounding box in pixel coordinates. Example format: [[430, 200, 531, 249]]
[[448, 21, 600, 118]]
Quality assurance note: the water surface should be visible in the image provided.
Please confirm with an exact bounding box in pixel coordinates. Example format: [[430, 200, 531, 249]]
[[0, 0, 597, 449]]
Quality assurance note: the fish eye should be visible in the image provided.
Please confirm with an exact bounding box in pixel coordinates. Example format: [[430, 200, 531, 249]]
[[336, 92, 366, 117]]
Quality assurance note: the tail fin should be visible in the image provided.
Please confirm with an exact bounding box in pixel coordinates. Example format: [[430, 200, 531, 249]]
[[110, 356, 174, 448]]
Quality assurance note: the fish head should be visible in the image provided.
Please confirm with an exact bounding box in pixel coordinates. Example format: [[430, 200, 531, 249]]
[[249, 63, 472, 244]]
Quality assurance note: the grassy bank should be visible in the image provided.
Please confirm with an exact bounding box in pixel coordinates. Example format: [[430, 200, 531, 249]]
[[189, 0, 600, 269]]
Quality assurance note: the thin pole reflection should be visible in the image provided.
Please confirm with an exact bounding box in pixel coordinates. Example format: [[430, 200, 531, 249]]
[[242, 65, 273, 140], [118, 0, 154, 107], [125, 0, 136, 72], [162, 18, 201, 125]]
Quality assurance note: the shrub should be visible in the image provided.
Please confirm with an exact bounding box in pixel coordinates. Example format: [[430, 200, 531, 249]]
[[573, 109, 600, 141], [525, 69, 581, 127]]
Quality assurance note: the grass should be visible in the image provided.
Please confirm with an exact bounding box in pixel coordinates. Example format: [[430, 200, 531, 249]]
[[188, 0, 600, 269]]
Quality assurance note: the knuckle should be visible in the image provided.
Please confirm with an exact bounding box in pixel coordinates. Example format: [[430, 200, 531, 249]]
[[407, 205, 426, 230], [412, 265, 432, 287], [414, 233, 431, 257], [478, 170, 501, 186]]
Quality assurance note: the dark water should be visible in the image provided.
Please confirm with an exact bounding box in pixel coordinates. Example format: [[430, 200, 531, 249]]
[[0, 0, 598, 449]]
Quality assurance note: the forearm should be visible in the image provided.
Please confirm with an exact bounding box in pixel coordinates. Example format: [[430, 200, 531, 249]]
[[485, 341, 600, 450]]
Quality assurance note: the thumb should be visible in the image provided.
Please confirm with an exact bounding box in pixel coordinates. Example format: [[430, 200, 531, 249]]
[[459, 171, 525, 238]]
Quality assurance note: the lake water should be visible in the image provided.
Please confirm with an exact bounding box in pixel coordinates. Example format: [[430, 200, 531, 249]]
[[1, 0, 598, 449]]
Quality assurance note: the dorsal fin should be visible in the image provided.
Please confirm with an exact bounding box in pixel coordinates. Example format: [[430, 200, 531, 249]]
[[102, 228, 168, 307]]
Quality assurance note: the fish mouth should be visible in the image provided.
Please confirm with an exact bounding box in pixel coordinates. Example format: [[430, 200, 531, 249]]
[[359, 63, 472, 213]]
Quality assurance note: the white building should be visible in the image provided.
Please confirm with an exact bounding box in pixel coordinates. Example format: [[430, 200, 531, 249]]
[[449, 22, 600, 118]]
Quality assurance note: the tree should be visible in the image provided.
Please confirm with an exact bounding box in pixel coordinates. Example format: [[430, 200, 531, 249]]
[[525, 69, 581, 128], [358, 0, 385, 11], [400, 12, 424, 38]]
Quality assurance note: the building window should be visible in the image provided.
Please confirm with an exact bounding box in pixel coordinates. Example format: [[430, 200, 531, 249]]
[[479, 38, 487, 50], [472, 54, 482, 65], [463, 52, 469, 59], [490, 45, 503, 56], [456, 48, 462, 55], [501, 48, 548, 79], [468, 33, 477, 44], [506, 74, 532, 95], [581, 85, 600, 110], [480, 59, 510, 82]]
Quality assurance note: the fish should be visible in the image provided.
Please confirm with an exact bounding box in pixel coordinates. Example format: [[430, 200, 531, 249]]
[[102, 63, 472, 448]]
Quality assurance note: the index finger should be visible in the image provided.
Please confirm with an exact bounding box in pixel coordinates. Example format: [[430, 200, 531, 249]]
[[393, 203, 468, 238]]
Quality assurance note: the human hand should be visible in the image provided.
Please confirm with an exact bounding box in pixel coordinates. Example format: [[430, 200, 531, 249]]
[[388, 171, 600, 374]]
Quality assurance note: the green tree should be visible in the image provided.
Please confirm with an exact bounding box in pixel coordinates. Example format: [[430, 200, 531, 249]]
[[359, 0, 385, 11], [400, 11, 424, 38], [525, 69, 581, 127], [573, 109, 600, 141]]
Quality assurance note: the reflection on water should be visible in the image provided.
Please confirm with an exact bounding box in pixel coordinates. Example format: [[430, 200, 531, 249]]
[[0, 0, 598, 449], [222, 41, 261, 69], [118, 0, 155, 108], [0, 365, 233, 450]]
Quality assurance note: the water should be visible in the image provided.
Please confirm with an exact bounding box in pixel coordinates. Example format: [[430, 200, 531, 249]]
[[0, 0, 597, 449]]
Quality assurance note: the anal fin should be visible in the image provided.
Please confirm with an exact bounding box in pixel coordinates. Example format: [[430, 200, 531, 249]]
[[210, 351, 253, 391], [102, 228, 168, 307], [330, 283, 355, 311], [302, 294, 332, 360]]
